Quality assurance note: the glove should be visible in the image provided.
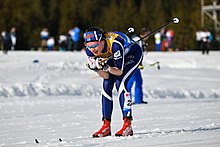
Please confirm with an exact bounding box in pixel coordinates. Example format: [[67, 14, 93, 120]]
[[86, 57, 98, 71], [96, 57, 110, 72], [95, 58, 106, 69], [139, 65, 144, 69]]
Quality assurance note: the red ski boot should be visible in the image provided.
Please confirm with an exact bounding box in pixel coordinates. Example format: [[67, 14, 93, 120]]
[[92, 120, 111, 138], [115, 118, 133, 137]]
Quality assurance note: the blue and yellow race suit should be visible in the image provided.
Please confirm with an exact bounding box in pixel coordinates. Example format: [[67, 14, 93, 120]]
[[86, 31, 143, 121]]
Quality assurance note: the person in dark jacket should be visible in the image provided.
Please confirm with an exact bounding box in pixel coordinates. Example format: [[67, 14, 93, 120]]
[[1, 31, 12, 54]]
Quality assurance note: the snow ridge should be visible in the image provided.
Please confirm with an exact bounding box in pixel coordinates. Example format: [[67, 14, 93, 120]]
[[0, 83, 99, 98], [0, 83, 219, 99], [0, 51, 219, 99]]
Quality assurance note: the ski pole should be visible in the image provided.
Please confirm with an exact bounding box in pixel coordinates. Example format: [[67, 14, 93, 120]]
[[105, 18, 180, 62], [148, 61, 160, 70], [128, 17, 180, 48], [125, 27, 135, 34]]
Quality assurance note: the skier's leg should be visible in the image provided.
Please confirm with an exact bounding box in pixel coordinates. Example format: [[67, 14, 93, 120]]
[[114, 72, 135, 137], [116, 43, 143, 118], [115, 46, 143, 136], [101, 74, 115, 120], [93, 74, 114, 137], [115, 72, 134, 119]]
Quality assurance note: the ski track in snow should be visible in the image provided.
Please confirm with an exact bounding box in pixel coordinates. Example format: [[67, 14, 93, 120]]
[[15, 125, 220, 147], [41, 126, 220, 145], [0, 51, 220, 146]]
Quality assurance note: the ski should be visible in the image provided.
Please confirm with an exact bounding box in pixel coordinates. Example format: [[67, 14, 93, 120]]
[[34, 136, 92, 145], [34, 138, 63, 144], [131, 101, 148, 105]]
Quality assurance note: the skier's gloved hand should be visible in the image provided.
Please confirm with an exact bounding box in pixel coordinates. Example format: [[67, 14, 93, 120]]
[[95, 58, 107, 69], [86, 57, 98, 71], [96, 57, 110, 72]]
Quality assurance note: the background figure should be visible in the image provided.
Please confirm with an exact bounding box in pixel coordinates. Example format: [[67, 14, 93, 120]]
[[154, 32, 161, 51], [68, 26, 80, 51], [200, 29, 212, 55], [40, 28, 49, 50], [166, 29, 174, 51], [160, 28, 168, 51], [10, 27, 16, 50], [127, 28, 148, 104], [215, 31, 220, 49], [127, 68, 144, 104], [1, 31, 12, 54], [67, 34, 72, 51], [58, 35, 67, 51], [139, 27, 149, 51], [47, 37, 55, 51], [195, 30, 202, 50]]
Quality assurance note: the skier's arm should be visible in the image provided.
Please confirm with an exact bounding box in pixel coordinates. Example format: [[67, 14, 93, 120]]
[[95, 60, 122, 77], [109, 40, 124, 76], [97, 70, 109, 79], [108, 67, 122, 76], [96, 67, 122, 78], [96, 57, 123, 76]]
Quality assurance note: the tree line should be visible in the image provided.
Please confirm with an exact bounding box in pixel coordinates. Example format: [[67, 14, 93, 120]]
[[0, 0, 217, 50]]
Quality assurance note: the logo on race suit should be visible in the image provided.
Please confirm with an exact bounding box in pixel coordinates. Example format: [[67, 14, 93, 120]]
[[108, 36, 112, 39], [114, 50, 122, 60], [85, 34, 94, 38], [126, 55, 134, 59], [125, 60, 134, 66]]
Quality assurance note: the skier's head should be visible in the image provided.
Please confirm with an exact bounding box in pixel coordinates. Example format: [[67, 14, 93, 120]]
[[83, 27, 103, 44], [84, 27, 105, 56]]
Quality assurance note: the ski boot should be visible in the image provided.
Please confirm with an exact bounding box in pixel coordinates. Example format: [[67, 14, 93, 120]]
[[115, 117, 133, 137], [92, 119, 111, 138]]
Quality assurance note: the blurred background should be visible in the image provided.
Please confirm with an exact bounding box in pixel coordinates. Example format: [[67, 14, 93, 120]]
[[0, 0, 219, 52]]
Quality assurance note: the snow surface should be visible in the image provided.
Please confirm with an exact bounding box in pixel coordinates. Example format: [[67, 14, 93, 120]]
[[0, 51, 220, 147]]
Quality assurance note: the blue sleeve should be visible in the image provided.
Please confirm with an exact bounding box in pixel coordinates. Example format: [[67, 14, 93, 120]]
[[112, 37, 124, 70], [114, 31, 132, 48]]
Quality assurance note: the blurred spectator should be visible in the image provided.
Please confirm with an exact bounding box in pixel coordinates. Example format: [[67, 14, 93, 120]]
[[200, 29, 212, 55], [10, 27, 16, 50], [68, 26, 80, 51], [47, 37, 55, 51], [154, 32, 161, 51], [215, 31, 220, 49], [58, 34, 67, 51], [67, 33, 72, 51], [166, 29, 174, 51], [160, 28, 168, 51], [196, 30, 202, 49], [40, 28, 49, 50], [1, 31, 12, 54], [139, 27, 149, 51]]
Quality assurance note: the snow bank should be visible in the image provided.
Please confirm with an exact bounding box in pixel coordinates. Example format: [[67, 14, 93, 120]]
[[0, 83, 219, 99], [0, 83, 98, 97], [0, 51, 219, 99]]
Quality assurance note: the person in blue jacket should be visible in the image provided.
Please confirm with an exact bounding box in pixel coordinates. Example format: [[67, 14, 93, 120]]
[[69, 26, 80, 51], [84, 27, 143, 137]]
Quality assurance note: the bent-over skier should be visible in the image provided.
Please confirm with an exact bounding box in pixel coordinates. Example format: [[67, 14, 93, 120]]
[[83, 27, 143, 137]]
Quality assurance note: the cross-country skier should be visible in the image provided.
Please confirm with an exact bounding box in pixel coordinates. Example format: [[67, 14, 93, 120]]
[[83, 27, 143, 137]]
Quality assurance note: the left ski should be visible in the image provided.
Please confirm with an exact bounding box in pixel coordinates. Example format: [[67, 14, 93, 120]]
[[131, 101, 148, 105]]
